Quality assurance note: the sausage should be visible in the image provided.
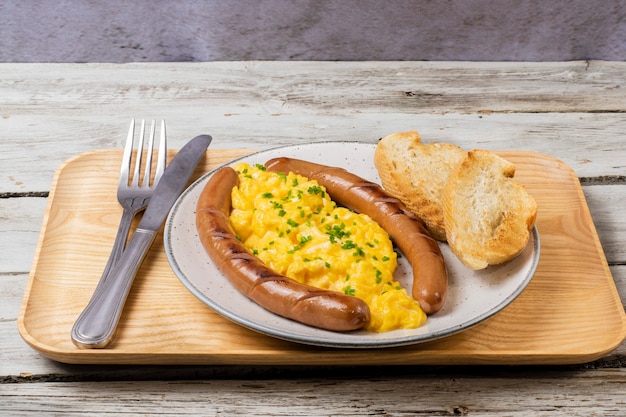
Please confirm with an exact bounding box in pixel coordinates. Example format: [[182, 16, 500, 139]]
[[265, 157, 448, 314], [195, 166, 371, 331]]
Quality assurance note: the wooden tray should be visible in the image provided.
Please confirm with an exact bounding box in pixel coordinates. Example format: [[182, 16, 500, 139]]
[[18, 148, 626, 365]]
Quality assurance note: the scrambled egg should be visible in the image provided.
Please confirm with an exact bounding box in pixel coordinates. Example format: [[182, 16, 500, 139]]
[[229, 163, 426, 332]]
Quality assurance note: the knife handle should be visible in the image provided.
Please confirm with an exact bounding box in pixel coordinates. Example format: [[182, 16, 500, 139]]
[[71, 228, 157, 348]]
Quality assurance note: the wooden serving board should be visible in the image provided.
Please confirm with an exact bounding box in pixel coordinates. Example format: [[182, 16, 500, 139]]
[[18, 148, 626, 365]]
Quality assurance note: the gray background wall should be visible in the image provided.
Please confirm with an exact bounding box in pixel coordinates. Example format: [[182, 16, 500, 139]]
[[1, 0, 625, 62]]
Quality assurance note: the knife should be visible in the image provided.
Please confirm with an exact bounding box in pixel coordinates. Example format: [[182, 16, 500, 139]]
[[71, 134, 212, 348]]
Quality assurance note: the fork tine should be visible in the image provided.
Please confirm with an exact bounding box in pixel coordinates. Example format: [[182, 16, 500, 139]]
[[119, 119, 135, 187], [131, 120, 146, 186], [142, 120, 156, 187], [155, 120, 167, 183]]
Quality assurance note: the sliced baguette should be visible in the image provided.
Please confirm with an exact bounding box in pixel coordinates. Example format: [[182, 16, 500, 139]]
[[443, 149, 537, 270], [374, 131, 465, 241]]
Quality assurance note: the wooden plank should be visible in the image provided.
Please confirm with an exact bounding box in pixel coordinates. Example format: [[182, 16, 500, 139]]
[[583, 184, 626, 264], [2, 61, 626, 113], [2, 113, 625, 192], [3, 373, 626, 417], [0, 197, 48, 274]]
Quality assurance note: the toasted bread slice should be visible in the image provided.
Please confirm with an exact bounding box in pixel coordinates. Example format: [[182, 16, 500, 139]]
[[374, 131, 465, 241], [443, 150, 537, 270]]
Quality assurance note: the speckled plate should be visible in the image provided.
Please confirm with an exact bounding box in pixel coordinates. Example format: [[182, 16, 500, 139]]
[[164, 142, 540, 348]]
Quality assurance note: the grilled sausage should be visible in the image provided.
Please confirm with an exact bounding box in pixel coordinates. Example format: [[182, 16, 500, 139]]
[[195, 166, 371, 331], [265, 157, 448, 314]]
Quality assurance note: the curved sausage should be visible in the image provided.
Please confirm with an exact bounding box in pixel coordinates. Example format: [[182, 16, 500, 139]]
[[195, 166, 371, 331], [265, 157, 448, 314]]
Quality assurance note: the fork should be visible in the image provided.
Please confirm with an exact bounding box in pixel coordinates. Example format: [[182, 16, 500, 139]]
[[99, 119, 167, 282]]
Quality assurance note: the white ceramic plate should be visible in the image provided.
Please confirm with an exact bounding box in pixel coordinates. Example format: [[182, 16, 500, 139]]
[[164, 142, 540, 348]]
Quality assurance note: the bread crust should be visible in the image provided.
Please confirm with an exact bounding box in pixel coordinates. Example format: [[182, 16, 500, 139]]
[[374, 131, 464, 241]]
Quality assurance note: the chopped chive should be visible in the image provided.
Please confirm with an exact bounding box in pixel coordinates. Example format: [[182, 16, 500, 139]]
[[352, 247, 365, 257], [341, 240, 356, 250]]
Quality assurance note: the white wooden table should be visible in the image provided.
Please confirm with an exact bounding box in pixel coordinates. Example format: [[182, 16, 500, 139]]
[[1, 61, 625, 416]]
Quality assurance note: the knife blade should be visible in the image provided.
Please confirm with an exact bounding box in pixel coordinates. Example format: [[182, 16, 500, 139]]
[[71, 134, 212, 348]]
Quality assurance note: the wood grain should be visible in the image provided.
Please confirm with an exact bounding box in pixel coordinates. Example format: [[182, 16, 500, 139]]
[[3, 61, 626, 416], [4, 373, 626, 417], [17, 148, 625, 365], [2, 62, 626, 194]]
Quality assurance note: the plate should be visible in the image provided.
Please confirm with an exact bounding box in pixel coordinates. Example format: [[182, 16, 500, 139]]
[[164, 142, 540, 348]]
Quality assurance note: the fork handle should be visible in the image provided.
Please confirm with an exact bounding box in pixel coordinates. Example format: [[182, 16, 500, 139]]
[[71, 228, 157, 348], [99, 207, 138, 283]]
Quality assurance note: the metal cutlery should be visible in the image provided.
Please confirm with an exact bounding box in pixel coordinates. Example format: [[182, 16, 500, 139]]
[[71, 131, 212, 348]]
